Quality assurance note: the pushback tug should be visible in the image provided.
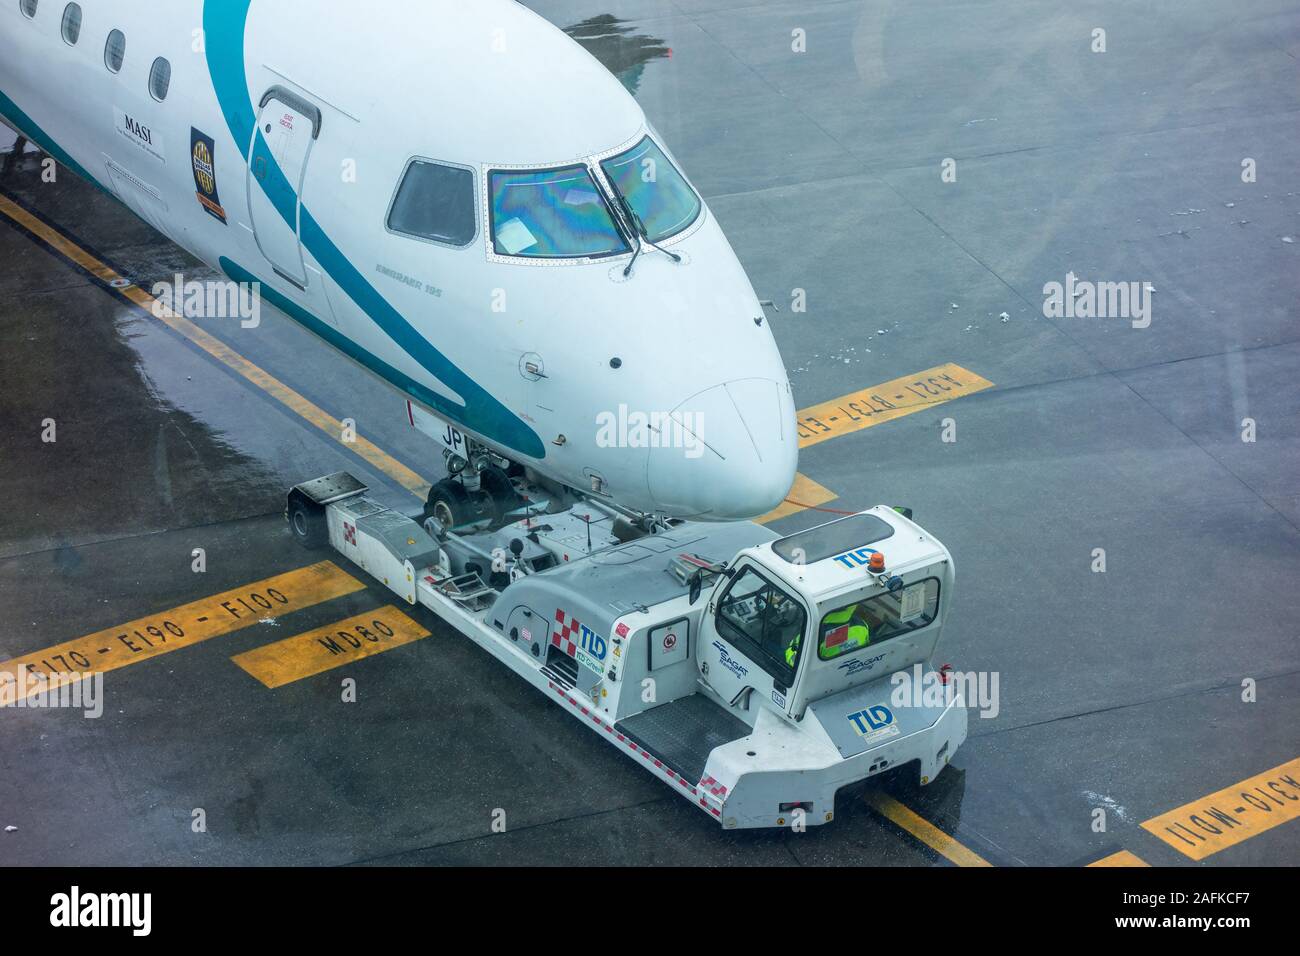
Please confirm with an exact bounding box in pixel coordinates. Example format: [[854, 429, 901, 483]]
[[288, 459, 966, 829]]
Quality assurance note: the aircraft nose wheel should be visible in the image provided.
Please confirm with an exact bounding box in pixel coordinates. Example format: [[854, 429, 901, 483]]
[[478, 465, 524, 523], [423, 479, 474, 529]]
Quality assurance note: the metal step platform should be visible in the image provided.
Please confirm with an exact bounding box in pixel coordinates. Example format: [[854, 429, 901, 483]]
[[615, 694, 751, 785], [541, 652, 579, 690]]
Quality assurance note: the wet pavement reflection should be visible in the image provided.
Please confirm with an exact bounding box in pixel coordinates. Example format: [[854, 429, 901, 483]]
[[561, 14, 670, 95]]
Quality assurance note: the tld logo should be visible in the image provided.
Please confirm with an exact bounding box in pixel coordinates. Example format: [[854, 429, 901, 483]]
[[832, 547, 877, 570], [847, 704, 894, 736], [579, 624, 606, 661]]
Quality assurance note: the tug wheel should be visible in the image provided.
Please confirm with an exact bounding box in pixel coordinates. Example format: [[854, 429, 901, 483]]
[[424, 479, 474, 529], [287, 495, 328, 550]]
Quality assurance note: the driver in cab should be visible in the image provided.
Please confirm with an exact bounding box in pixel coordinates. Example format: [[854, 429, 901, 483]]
[[785, 602, 871, 666]]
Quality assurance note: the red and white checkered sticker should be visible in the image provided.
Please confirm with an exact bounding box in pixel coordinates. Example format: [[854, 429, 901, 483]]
[[553, 608, 581, 658], [700, 774, 729, 798], [343, 521, 357, 546]]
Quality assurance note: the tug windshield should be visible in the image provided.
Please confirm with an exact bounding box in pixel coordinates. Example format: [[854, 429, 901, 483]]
[[489, 165, 630, 259], [600, 137, 701, 242]]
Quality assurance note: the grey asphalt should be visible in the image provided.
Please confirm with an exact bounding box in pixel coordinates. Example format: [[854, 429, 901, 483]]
[[0, 0, 1296, 866]]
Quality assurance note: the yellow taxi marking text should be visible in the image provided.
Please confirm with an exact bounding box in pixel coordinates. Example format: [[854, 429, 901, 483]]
[[0, 562, 365, 700], [0, 193, 431, 499], [766, 364, 994, 520], [232, 606, 432, 688], [1140, 756, 1300, 860], [797, 363, 994, 449], [865, 791, 992, 867]]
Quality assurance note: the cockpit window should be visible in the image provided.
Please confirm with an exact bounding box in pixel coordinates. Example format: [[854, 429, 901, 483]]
[[600, 136, 701, 243], [388, 160, 476, 247], [488, 165, 629, 259]]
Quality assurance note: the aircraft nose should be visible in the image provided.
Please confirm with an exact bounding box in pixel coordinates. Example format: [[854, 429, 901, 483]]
[[646, 379, 798, 520]]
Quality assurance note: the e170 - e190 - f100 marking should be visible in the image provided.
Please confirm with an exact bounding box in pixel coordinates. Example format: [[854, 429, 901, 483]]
[[0, 562, 364, 699]]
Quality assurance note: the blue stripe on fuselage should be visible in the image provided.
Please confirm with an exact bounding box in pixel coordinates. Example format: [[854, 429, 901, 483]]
[[0, 89, 98, 187], [201, 0, 544, 459], [219, 255, 491, 435]]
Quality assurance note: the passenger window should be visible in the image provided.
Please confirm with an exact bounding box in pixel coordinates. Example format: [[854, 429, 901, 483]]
[[60, 3, 80, 44], [104, 29, 125, 73], [716, 566, 806, 683], [19, 0, 38, 19], [148, 57, 171, 101], [387, 160, 476, 247]]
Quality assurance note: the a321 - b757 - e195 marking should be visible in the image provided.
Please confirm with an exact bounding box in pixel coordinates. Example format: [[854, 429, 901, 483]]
[[796, 363, 994, 447]]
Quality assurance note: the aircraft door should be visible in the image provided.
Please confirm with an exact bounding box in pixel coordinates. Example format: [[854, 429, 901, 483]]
[[247, 86, 321, 288]]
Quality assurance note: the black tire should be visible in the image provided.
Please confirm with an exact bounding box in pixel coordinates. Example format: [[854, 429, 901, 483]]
[[287, 495, 328, 550], [478, 465, 523, 522], [424, 478, 474, 529]]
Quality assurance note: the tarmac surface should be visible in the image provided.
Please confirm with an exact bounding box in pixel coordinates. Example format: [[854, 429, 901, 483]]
[[0, 0, 1297, 866]]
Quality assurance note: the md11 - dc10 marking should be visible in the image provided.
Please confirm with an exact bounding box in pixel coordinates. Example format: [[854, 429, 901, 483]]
[[0, 0, 798, 521]]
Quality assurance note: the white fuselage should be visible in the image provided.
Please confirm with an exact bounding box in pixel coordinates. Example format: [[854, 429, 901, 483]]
[[0, 0, 798, 518]]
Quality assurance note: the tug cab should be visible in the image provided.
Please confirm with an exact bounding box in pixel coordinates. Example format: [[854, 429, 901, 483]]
[[697, 510, 955, 725]]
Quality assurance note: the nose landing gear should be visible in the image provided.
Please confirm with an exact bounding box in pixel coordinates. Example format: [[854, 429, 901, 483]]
[[423, 478, 475, 529], [422, 455, 530, 532], [478, 464, 524, 522]]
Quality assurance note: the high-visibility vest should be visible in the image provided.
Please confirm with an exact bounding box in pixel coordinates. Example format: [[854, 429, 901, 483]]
[[821, 605, 869, 658], [785, 606, 870, 665]]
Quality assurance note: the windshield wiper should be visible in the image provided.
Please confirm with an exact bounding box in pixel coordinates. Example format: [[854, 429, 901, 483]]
[[605, 177, 682, 277]]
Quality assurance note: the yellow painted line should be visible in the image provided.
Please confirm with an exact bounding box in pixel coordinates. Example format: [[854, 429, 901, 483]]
[[1087, 850, 1150, 867], [756, 472, 839, 524], [1140, 756, 1300, 861], [0, 562, 365, 701], [797, 363, 994, 449], [864, 791, 992, 867], [232, 606, 431, 689], [765, 363, 994, 521], [0, 193, 431, 500]]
